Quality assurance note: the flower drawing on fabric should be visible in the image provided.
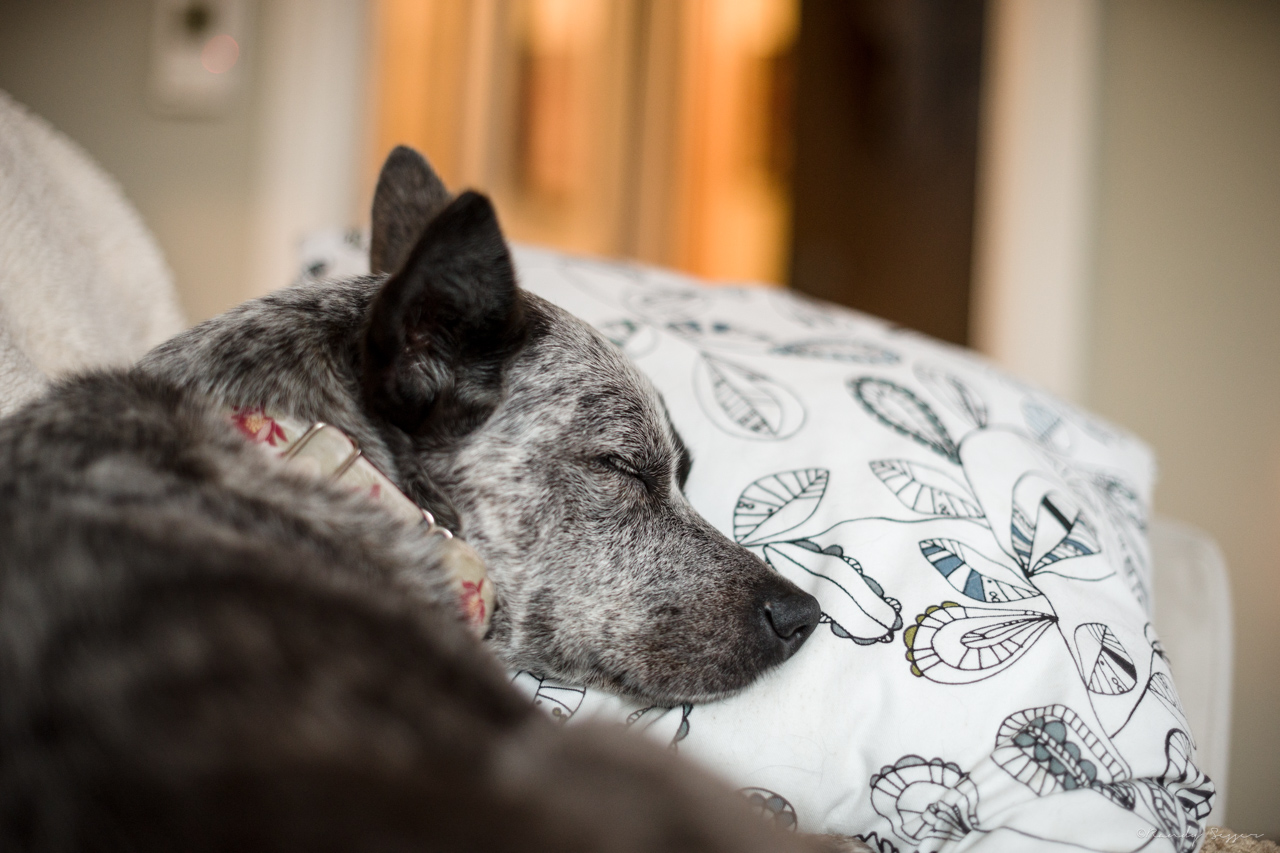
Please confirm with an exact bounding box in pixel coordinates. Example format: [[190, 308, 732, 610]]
[[230, 406, 287, 446], [740, 788, 798, 832], [904, 602, 1056, 684], [992, 705, 1127, 797], [869, 755, 980, 851], [510, 671, 586, 723], [627, 703, 693, 750]]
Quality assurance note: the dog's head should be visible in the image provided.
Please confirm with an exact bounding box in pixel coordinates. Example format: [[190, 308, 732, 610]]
[[143, 146, 820, 705]]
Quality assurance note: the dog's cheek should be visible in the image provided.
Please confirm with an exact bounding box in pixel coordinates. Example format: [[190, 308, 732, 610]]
[[444, 444, 590, 669], [616, 520, 798, 701]]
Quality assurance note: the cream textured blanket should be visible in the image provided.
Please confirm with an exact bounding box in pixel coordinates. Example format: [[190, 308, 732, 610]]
[[0, 90, 184, 415]]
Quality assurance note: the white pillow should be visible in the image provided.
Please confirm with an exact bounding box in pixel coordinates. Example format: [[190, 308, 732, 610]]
[[508, 245, 1214, 853], [294, 232, 1214, 852]]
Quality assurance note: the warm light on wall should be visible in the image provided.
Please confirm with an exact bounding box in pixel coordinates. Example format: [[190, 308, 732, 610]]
[[674, 0, 796, 283], [366, 0, 797, 285], [516, 0, 605, 201]]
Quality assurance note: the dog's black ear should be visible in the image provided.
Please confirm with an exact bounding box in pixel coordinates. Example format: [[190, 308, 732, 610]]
[[362, 190, 528, 440], [370, 146, 453, 276]]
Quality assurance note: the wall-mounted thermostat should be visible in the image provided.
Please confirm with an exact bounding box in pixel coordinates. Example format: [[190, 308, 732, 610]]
[[147, 0, 250, 118]]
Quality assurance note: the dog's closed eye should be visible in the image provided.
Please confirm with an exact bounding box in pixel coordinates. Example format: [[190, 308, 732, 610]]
[[594, 454, 657, 492]]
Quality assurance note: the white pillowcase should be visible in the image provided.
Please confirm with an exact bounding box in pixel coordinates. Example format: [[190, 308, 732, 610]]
[[294, 232, 1214, 852], [508, 245, 1213, 853]]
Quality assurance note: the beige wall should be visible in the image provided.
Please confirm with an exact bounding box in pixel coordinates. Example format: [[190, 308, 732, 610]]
[[1089, 0, 1280, 837], [0, 0, 370, 321], [0, 0, 266, 322]]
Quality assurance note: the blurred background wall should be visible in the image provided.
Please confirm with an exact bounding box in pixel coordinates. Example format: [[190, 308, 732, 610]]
[[1087, 0, 1280, 837], [0, 0, 263, 322], [0, 0, 1276, 838]]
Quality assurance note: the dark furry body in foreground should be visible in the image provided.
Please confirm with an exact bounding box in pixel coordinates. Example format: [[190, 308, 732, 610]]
[[0, 147, 859, 852], [0, 372, 835, 852]]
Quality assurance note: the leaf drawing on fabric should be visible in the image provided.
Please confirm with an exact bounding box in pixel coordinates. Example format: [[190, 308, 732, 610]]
[[851, 378, 960, 463], [1075, 623, 1138, 695], [694, 355, 805, 441], [740, 788, 798, 832], [1010, 486, 1104, 577], [1105, 730, 1214, 853], [918, 539, 1040, 603], [599, 318, 659, 358], [626, 703, 692, 750], [1110, 779, 1199, 853], [1122, 555, 1152, 615], [915, 365, 989, 429], [763, 541, 902, 644], [625, 287, 711, 321], [903, 603, 1056, 684], [510, 671, 586, 723], [557, 254, 649, 308], [993, 705, 1127, 796], [733, 469, 830, 545], [870, 459, 983, 519], [1091, 472, 1148, 533], [1162, 729, 1214, 823], [666, 319, 774, 351], [771, 337, 900, 364], [1145, 623, 1170, 668], [1023, 397, 1071, 452], [1147, 672, 1187, 722], [869, 755, 979, 849], [770, 289, 865, 330]]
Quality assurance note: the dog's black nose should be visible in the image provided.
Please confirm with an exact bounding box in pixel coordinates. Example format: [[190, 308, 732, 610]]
[[763, 591, 821, 651]]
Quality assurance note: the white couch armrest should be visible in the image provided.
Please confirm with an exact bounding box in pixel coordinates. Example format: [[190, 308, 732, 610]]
[[1150, 515, 1233, 825]]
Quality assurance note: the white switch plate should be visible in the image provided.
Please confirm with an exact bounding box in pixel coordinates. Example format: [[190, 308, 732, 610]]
[[147, 0, 249, 118]]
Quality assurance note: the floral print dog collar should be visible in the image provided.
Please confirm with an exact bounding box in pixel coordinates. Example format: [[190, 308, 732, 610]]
[[229, 406, 493, 635]]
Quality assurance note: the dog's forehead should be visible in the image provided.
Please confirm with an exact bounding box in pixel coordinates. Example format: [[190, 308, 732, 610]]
[[514, 299, 675, 437]]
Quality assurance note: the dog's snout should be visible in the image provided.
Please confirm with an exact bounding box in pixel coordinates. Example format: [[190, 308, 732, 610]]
[[763, 591, 821, 651]]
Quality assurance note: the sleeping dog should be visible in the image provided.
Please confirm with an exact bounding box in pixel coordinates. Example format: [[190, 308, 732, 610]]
[[137, 146, 820, 705], [0, 147, 852, 851]]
